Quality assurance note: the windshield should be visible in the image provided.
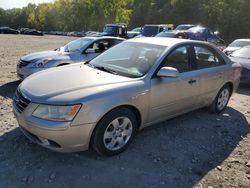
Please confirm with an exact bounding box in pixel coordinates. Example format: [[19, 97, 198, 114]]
[[142, 26, 159, 36], [229, 40, 250, 47], [156, 32, 175, 38], [132, 27, 142, 32], [104, 26, 117, 34], [175, 25, 194, 30], [231, 47, 250, 59], [89, 41, 166, 78], [64, 38, 93, 52]]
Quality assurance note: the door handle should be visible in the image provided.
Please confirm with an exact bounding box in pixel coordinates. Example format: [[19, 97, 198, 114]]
[[188, 79, 196, 84]]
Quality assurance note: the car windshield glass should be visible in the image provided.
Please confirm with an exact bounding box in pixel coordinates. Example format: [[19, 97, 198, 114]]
[[89, 41, 166, 78], [175, 25, 193, 30], [142, 26, 159, 36], [188, 27, 205, 33], [230, 47, 250, 59], [229, 41, 250, 47], [156, 32, 175, 37], [64, 38, 93, 52], [104, 26, 117, 34], [132, 27, 141, 32]]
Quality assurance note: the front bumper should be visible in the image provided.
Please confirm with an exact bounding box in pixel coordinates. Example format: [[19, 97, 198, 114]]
[[13, 102, 96, 152], [17, 66, 45, 80]]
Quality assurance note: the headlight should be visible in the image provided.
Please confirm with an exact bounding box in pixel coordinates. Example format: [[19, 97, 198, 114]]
[[34, 58, 52, 68], [32, 104, 81, 121]]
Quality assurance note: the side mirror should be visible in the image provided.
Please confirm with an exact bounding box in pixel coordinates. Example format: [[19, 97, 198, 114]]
[[157, 67, 179, 78], [85, 48, 95, 54]]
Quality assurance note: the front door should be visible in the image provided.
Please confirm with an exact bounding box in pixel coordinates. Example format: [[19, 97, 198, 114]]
[[148, 45, 201, 123]]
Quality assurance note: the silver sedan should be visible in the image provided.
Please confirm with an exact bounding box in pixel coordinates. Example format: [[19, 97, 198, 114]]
[[13, 38, 241, 156], [16, 36, 124, 79]]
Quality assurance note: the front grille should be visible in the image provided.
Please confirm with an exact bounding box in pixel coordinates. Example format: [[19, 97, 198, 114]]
[[18, 60, 30, 68], [13, 89, 31, 113]]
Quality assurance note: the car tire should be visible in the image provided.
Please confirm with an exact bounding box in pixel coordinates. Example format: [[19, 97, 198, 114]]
[[91, 108, 138, 156], [208, 84, 231, 113]]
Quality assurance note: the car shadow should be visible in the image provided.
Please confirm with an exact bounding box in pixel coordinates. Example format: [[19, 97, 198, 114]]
[[0, 80, 21, 99], [0, 107, 249, 187], [237, 84, 250, 96]]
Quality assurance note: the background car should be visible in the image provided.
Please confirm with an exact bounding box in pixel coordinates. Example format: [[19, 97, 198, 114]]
[[229, 45, 250, 83], [223, 39, 250, 55], [174, 24, 195, 31], [127, 27, 142, 38], [184, 26, 222, 43], [13, 38, 241, 156], [23, 29, 43, 36], [140, 24, 173, 37], [16, 36, 124, 79], [0, 27, 19, 34], [155, 31, 188, 38]]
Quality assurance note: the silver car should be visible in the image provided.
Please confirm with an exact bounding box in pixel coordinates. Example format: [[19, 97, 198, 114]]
[[223, 39, 250, 55], [13, 38, 241, 156], [16, 36, 124, 79], [229, 45, 250, 83]]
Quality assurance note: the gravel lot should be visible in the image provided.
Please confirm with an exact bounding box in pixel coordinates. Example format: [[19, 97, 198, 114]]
[[0, 34, 250, 188]]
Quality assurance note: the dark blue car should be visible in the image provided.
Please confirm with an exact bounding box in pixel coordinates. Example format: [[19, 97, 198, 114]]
[[185, 26, 222, 43]]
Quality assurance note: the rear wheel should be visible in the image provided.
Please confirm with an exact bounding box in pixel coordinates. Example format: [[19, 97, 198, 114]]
[[208, 84, 231, 113], [91, 108, 138, 156]]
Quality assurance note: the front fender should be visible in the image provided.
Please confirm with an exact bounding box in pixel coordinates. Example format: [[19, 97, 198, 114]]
[[71, 90, 150, 128]]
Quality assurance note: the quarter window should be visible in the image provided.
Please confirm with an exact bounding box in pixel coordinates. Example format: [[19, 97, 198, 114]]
[[194, 46, 224, 69], [162, 46, 191, 73]]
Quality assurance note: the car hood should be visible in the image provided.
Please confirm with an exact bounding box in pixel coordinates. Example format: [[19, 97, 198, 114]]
[[230, 57, 250, 69], [224, 47, 240, 52], [19, 64, 141, 104], [21, 50, 71, 62]]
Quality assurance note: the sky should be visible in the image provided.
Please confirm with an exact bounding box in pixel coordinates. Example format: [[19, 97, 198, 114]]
[[0, 0, 54, 10]]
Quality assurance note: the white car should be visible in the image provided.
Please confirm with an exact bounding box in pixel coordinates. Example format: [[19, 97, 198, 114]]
[[224, 39, 250, 55]]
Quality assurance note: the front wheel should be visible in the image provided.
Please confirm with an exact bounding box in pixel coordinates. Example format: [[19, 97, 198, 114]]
[[208, 84, 231, 113], [91, 108, 138, 156]]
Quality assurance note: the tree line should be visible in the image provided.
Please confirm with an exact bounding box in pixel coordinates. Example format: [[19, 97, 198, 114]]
[[0, 0, 250, 42]]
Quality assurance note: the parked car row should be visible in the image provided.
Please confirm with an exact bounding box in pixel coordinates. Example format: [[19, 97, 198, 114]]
[[13, 36, 242, 156], [0, 27, 43, 36]]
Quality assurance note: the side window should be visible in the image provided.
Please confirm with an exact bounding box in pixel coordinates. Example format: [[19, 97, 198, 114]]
[[194, 46, 225, 69], [162, 46, 191, 73], [86, 40, 109, 53]]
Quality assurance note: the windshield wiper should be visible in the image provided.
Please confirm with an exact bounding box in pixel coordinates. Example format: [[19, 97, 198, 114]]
[[84, 60, 90, 65], [91, 64, 118, 75]]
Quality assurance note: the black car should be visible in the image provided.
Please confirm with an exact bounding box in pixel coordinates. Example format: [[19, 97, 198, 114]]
[[0, 27, 19, 34], [23, 29, 43, 36]]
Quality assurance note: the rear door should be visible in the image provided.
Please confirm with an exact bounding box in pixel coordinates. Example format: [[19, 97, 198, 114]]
[[149, 45, 201, 123], [191, 44, 227, 106]]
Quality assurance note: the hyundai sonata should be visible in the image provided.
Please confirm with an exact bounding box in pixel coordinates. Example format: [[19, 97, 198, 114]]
[[13, 38, 241, 156]]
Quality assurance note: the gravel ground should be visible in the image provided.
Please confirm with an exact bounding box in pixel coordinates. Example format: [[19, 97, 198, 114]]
[[0, 34, 250, 188]]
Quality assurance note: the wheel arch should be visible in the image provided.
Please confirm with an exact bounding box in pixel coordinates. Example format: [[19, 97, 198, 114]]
[[224, 81, 234, 96], [89, 104, 142, 147]]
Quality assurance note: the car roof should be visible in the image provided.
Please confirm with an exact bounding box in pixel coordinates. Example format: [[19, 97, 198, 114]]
[[127, 37, 207, 47], [189, 26, 206, 29], [234, 39, 250, 42], [178, 24, 195, 26], [82, 36, 125, 41]]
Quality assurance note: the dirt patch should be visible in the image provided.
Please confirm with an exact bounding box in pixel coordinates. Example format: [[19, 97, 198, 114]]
[[0, 34, 250, 188]]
